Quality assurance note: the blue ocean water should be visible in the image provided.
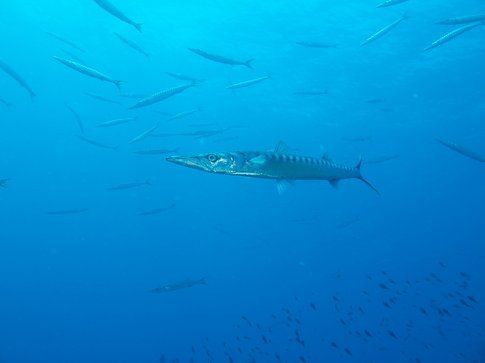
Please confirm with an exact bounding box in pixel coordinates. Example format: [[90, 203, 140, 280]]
[[0, 0, 484, 362]]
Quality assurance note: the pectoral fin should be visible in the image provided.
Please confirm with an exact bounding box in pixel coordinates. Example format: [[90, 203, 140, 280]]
[[249, 154, 267, 165], [276, 179, 294, 195]]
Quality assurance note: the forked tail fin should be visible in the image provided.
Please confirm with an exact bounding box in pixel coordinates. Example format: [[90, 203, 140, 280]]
[[244, 59, 255, 69], [355, 157, 380, 195]]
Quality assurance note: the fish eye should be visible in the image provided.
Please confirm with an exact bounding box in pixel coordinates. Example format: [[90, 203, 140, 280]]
[[207, 154, 218, 163]]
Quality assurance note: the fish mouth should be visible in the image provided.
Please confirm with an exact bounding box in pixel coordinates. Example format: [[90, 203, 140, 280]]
[[166, 155, 206, 170]]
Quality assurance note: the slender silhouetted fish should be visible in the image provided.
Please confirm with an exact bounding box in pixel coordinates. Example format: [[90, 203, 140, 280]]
[[166, 109, 200, 121], [167, 142, 379, 194], [47, 208, 88, 215], [227, 76, 270, 89], [85, 92, 122, 105], [165, 72, 204, 83], [424, 22, 483, 51], [54, 56, 122, 89], [0, 179, 9, 188], [45, 31, 86, 53], [437, 14, 485, 25], [377, 0, 410, 8], [138, 204, 175, 216], [66, 104, 84, 134], [293, 91, 327, 96], [128, 123, 159, 144], [96, 117, 137, 127], [361, 16, 407, 46], [188, 48, 254, 68], [149, 278, 207, 293], [129, 83, 195, 109], [436, 139, 484, 162], [295, 41, 337, 48], [107, 180, 151, 191], [92, 0, 142, 32], [115, 33, 149, 57], [134, 148, 179, 155], [365, 154, 400, 165], [0, 97, 13, 109], [0, 59, 36, 100], [78, 135, 118, 150]]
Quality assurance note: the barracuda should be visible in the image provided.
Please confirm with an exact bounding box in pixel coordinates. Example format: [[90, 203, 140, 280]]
[[166, 142, 379, 194]]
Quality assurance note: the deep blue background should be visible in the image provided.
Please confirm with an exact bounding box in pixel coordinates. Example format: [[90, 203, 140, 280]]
[[0, 0, 484, 362]]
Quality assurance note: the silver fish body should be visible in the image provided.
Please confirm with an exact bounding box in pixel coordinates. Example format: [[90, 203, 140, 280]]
[[167, 144, 379, 194], [54, 56, 122, 89], [93, 0, 142, 32]]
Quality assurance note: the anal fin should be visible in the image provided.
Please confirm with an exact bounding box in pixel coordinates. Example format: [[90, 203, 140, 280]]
[[329, 179, 340, 189]]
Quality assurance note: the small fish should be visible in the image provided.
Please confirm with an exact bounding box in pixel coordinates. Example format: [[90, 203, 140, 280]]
[[66, 104, 85, 134], [0, 59, 36, 100], [96, 117, 137, 127], [361, 16, 408, 46], [295, 41, 337, 48], [379, 283, 390, 290], [226, 76, 270, 89], [0, 179, 9, 188], [424, 23, 483, 51], [437, 14, 485, 25], [115, 33, 149, 58], [45, 31, 86, 53], [344, 348, 353, 356], [436, 138, 484, 162], [293, 91, 327, 96], [310, 303, 317, 311], [47, 208, 88, 215], [166, 109, 200, 122], [188, 48, 254, 69], [85, 92, 122, 105], [54, 57, 122, 89], [388, 330, 398, 339], [128, 123, 159, 144], [165, 72, 204, 83], [92, 0, 142, 32], [149, 278, 207, 293], [377, 0, 410, 8], [134, 148, 180, 155], [137, 204, 175, 216], [107, 180, 151, 191], [0, 97, 13, 109], [78, 135, 118, 150], [129, 83, 196, 109]]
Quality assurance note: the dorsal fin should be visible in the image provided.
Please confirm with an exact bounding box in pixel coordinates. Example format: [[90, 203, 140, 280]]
[[274, 141, 290, 154]]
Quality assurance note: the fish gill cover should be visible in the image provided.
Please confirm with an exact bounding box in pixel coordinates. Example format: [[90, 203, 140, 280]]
[[0, 0, 484, 362]]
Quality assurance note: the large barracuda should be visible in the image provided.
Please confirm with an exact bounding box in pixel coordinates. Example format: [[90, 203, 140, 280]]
[[53, 56, 122, 89], [424, 22, 483, 51], [166, 142, 379, 194], [92, 0, 142, 32]]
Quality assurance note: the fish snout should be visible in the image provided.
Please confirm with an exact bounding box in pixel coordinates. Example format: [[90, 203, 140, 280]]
[[166, 155, 204, 170]]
